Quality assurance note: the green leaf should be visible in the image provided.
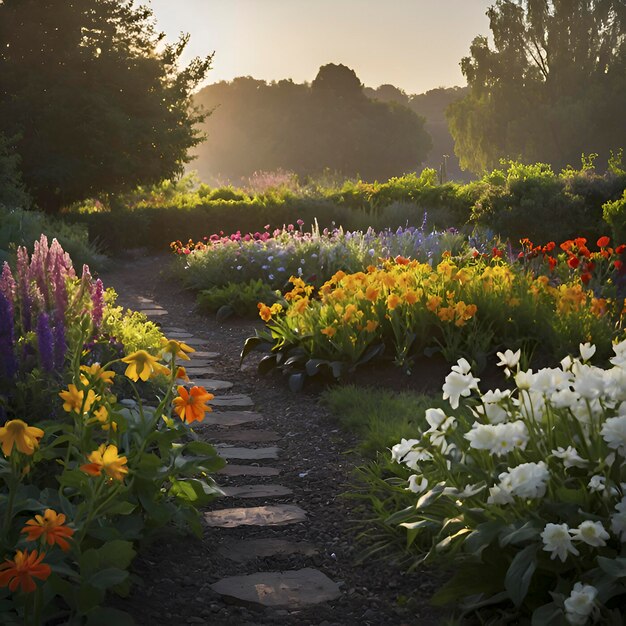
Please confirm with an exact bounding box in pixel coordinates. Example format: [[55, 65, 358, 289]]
[[240, 335, 265, 365], [597, 556, 626, 578], [499, 521, 541, 547], [531, 602, 564, 626], [258, 354, 278, 375], [215, 304, 234, 322], [505, 543, 538, 607], [305, 358, 329, 376], [88, 568, 129, 590], [431, 564, 504, 606], [77, 584, 105, 615], [100, 500, 136, 516], [86, 606, 135, 626]]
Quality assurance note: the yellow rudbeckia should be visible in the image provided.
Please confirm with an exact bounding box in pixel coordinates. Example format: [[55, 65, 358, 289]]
[[121, 350, 161, 382]]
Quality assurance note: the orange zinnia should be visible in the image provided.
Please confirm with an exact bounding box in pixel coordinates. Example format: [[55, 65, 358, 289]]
[[172, 386, 214, 424], [21, 509, 74, 552], [0, 550, 51, 593]]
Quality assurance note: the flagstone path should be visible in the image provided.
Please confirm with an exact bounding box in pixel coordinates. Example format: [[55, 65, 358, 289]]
[[128, 293, 343, 613], [102, 257, 444, 625]]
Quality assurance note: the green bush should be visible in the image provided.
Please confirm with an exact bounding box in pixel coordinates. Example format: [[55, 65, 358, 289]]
[[603, 190, 626, 242], [0, 206, 106, 268], [196, 280, 280, 319]]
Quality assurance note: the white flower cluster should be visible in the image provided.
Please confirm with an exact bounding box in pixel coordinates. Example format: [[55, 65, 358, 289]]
[[390, 339, 626, 623]]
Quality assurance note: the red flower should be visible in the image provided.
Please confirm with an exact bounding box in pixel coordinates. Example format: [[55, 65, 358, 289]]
[[580, 272, 592, 285], [492, 247, 503, 258], [547, 257, 557, 270], [614, 260, 624, 271], [0, 550, 51, 593], [597, 236, 611, 248], [543, 241, 556, 253], [567, 256, 580, 269], [617, 244, 626, 255]]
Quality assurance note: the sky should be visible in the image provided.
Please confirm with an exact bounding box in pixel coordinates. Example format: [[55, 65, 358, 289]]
[[148, 0, 493, 95]]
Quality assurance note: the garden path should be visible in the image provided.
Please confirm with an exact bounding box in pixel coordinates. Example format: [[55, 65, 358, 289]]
[[101, 255, 443, 626]]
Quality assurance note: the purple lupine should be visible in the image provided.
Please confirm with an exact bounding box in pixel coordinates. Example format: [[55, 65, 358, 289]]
[[51, 253, 68, 317], [36, 312, 54, 373], [52, 316, 66, 371], [16, 246, 32, 332], [0, 262, 16, 314], [30, 235, 51, 309], [91, 279, 104, 328], [50, 238, 75, 279], [0, 291, 17, 379]]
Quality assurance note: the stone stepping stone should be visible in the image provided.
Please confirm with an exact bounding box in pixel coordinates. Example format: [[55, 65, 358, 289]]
[[210, 394, 254, 408], [217, 465, 280, 477], [162, 326, 187, 333], [204, 504, 307, 528], [190, 351, 220, 359], [187, 379, 233, 391], [217, 538, 317, 563], [141, 309, 168, 316], [181, 338, 211, 347], [211, 568, 341, 608], [221, 484, 293, 498], [208, 429, 278, 443], [136, 296, 155, 304], [217, 446, 280, 461], [165, 331, 194, 339], [198, 411, 263, 427]]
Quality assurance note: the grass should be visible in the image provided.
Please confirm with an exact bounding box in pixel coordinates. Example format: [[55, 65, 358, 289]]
[[321, 384, 444, 458]]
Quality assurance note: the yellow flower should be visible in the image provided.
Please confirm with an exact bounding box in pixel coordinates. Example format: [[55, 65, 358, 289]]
[[80, 444, 128, 481], [437, 306, 455, 322], [79, 364, 115, 385], [403, 290, 419, 305], [365, 320, 379, 332], [161, 338, 195, 361], [342, 304, 358, 323], [365, 285, 380, 302], [292, 297, 309, 314], [0, 420, 44, 457], [121, 350, 161, 382], [426, 295, 442, 312], [59, 384, 97, 414], [386, 294, 401, 310], [269, 303, 283, 316], [92, 406, 117, 432]]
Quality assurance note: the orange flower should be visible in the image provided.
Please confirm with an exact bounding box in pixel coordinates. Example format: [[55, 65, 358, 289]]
[[597, 236, 610, 248], [161, 338, 195, 361], [321, 326, 336, 338], [172, 386, 214, 424], [257, 303, 271, 322], [80, 444, 128, 481], [365, 320, 379, 332], [0, 550, 51, 593], [365, 285, 380, 302], [404, 290, 419, 305], [176, 366, 190, 382], [386, 294, 401, 310], [21, 509, 74, 552], [395, 255, 410, 265], [426, 295, 442, 312], [0, 420, 44, 457]]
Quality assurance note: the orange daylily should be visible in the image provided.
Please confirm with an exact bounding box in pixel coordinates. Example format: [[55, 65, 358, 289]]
[[0, 550, 51, 593], [21, 509, 74, 552], [172, 386, 214, 424]]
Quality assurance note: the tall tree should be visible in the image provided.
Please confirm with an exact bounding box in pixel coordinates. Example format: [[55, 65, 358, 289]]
[[0, 0, 212, 212], [448, 0, 626, 173]]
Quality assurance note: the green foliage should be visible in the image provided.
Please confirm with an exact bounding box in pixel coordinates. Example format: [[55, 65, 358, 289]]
[[448, 1, 626, 174], [0, 206, 106, 268], [603, 190, 626, 242], [0, 133, 30, 209], [196, 280, 280, 319], [0, 0, 212, 212]]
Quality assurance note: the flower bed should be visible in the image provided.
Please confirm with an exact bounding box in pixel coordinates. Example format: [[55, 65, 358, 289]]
[[245, 237, 626, 390], [0, 236, 222, 623], [387, 343, 626, 623]]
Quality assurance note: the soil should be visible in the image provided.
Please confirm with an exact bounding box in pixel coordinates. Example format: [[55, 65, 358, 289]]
[[99, 253, 453, 626]]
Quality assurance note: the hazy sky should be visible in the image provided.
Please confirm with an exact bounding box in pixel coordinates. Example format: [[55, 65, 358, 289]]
[[148, 0, 493, 94]]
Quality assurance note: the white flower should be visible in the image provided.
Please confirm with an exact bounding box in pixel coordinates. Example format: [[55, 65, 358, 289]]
[[570, 520, 609, 547], [390, 438, 421, 462], [514, 369, 534, 390], [564, 582, 597, 625], [550, 388, 580, 409], [587, 475, 606, 493], [540, 523, 579, 562], [601, 415, 626, 456], [465, 423, 497, 451], [552, 446, 588, 469], [407, 475, 428, 494], [561, 354, 574, 371], [487, 484, 514, 505], [424, 408, 447, 431], [572, 364, 605, 400], [466, 420, 529, 456], [506, 461, 550, 499], [474, 389, 510, 424], [496, 349, 521, 375], [442, 366, 480, 410], [403, 448, 433, 470], [611, 496, 626, 540], [451, 357, 472, 375], [610, 339, 626, 369], [579, 342, 596, 362]]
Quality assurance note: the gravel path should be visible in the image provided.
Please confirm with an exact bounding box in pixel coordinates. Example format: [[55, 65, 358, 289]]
[[100, 254, 446, 626]]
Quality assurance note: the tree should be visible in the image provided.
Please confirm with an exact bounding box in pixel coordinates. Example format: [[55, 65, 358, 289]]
[[0, 0, 212, 212], [0, 133, 30, 209], [448, 1, 626, 173]]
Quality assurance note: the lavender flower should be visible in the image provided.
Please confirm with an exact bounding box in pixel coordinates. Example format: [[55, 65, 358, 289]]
[[91, 279, 104, 328], [36, 312, 54, 373], [0, 292, 17, 379], [53, 317, 66, 371]]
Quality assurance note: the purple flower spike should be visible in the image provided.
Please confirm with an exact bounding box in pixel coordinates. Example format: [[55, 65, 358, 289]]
[[0, 291, 17, 379], [36, 312, 54, 373], [53, 317, 66, 371], [91, 279, 104, 328]]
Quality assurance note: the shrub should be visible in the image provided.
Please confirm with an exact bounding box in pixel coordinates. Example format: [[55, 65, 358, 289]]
[[197, 279, 280, 319], [386, 344, 626, 623], [603, 190, 626, 243]]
